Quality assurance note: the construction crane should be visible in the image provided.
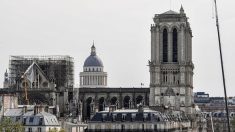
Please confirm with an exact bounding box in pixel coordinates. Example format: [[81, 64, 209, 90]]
[[21, 62, 35, 105], [213, 0, 230, 131], [22, 76, 29, 105]]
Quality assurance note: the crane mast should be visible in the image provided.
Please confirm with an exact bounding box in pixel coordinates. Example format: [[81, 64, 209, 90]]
[[213, 0, 230, 131], [23, 77, 29, 105]]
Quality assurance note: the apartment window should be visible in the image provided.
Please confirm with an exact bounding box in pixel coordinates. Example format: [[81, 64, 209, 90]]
[[142, 124, 145, 131], [23, 117, 26, 125], [122, 115, 126, 121], [29, 117, 34, 122], [28, 128, 32, 132], [16, 117, 20, 122], [154, 124, 158, 131], [39, 117, 43, 125], [38, 127, 42, 132], [121, 124, 125, 132]]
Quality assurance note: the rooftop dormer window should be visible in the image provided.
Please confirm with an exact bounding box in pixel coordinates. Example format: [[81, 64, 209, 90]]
[[39, 117, 43, 125], [29, 117, 34, 123], [23, 117, 26, 125], [122, 114, 126, 122]]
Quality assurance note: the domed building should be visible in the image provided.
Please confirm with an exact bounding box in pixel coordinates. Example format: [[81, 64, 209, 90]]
[[80, 44, 107, 88]]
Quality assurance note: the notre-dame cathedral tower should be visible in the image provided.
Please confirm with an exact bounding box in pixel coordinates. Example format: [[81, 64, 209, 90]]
[[149, 6, 194, 114]]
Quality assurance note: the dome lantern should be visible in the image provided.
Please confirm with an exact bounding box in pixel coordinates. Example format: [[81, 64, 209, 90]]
[[91, 44, 96, 56]]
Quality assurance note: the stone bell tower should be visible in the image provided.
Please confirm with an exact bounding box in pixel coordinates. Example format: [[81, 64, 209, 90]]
[[149, 6, 194, 114]]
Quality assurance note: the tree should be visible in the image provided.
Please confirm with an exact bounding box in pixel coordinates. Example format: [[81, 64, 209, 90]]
[[48, 128, 65, 132], [0, 117, 24, 132], [231, 117, 235, 132]]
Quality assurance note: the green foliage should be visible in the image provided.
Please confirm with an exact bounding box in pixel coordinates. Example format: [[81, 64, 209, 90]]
[[0, 117, 24, 132], [231, 117, 235, 132], [49, 128, 65, 132]]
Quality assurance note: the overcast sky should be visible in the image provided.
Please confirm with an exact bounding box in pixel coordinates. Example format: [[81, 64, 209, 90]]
[[0, 0, 234, 97]]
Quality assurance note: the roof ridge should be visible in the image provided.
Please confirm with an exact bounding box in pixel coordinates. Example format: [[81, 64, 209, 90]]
[[162, 10, 178, 15]]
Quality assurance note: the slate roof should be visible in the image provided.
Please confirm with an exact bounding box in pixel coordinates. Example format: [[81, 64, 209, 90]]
[[84, 55, 103, 67], [4, 109, 23, 117], [90, 108, 190, 123], [23, 111, 60, 126]]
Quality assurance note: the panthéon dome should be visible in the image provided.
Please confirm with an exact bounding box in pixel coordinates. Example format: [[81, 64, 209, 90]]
[[83, 44, 103, 67]]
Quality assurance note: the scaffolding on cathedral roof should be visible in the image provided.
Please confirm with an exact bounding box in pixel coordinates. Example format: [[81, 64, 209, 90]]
[[8, 55, 74, 89]]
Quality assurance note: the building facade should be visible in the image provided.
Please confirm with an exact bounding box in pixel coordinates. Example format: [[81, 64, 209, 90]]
[[88, 107, 191, 132], [202, 112, 235, 132], [78, 87, 149, 121], [194, 93, 235, 131], [194, 92, 210, 104], [4, 105, 61, 132], [149, 7, 194, 114]]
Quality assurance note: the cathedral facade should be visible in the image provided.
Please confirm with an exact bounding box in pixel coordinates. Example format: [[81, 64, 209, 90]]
[[75, 7, 195, 121], [149, 7, 194, 114], [1, 7, 196, 127], [86, 7, 198, 131]]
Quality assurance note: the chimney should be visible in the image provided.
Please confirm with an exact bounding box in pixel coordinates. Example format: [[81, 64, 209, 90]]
[[38, 105, 44, 113], [44, 106, 49, 112], [34, 105, 49, 115], [34, 106, 38, 115], [23, 105, 27, 114]]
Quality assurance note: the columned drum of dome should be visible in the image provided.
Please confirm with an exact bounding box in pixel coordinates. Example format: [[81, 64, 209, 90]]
[[80, 44, 107, 88]]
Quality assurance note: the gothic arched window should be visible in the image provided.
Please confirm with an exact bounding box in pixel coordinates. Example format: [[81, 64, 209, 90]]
[[163, 29, 168, 62], [172, 28, 178, 62]]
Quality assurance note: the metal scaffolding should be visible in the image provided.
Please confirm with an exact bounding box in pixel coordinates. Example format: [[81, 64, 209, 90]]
[[8, 55, 74, 90]]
